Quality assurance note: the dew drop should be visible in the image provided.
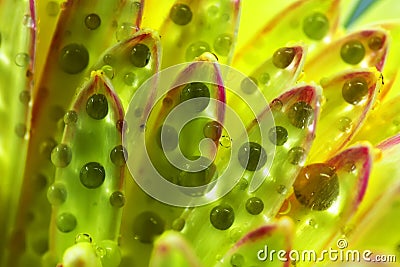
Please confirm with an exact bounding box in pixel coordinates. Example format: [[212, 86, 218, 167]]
[[238, 142, 267, 171], [293, 163, 339, 210], [186, 41, 210, 61], [47, 183, 67, 205], [86, 94, 108, 120], [56, 212, 77, 233], [116, 22, 135, 41], [130, 43, 151, 68], [337, 117, 352, 132], [133, 211, 165, 243], [245, 197, 264, 215], [101, 65, 114, 79], [180, 82, 210, 112], [229, 227, 243, 243], [210, 204, 235, 230], [214, 34, 233, 56], [271, 99, 283, 111], [276, 184, 288, 195], [109, 191, 125, 208], [123, 72, 137, 86], [302, 12, 329, 40], [272, 47, 295, 69], [342, 77, 369, 105], [15, 123, 27, 138], [340, 40, 365, 65], [288, 146, 306, 165], [170, 4, 193, 25], [51, 144, 72, 167], [110, 145, 128, 166], [268, 126, 289, 146], [85, 13, 101, 30], [75, 233, 92, 243], [59, 43, 89, 74], [368, 35, 384, 51], [287, 101, 314, 129], [178, 159, 216, 187], [64, 110, 78, 125], [259, 73, 271, 86], [103, 54, 115, 65], [219, 135, 232, 148], [203, 121, 223, 141], [97, 240, 122, 266], [230, 253, 244, 267], [19, 90, 31, 105], [157, 125, 178, 151], [15, 53, 29, 67], [80, 162, 106, 189]]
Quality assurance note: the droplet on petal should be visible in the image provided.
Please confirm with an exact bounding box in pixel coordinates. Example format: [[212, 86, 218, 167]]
[[287, 101, 314, 129], [86, 94, 108, 120], [186, 41, 210, 61], [342, 77, 369, 104], [51, 144, 72, 167], [245, 197, 264, 215], [238, 142, 267, 171], [56, 213, 77, 233], [170, 4, 193, 26], [268, 126, 289, 146], [85, 13, 101, 30], [130, 43, 151, 68], [272, 47, 295, 69], [340, 40, 365, 65], [80, 162, 106, 189], [302, 12, 329, 40], [210, 204, 235, 230], [59, 43, 89, 74]]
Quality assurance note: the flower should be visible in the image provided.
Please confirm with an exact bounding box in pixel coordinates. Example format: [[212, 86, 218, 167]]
[[0, 0, 400, 266]]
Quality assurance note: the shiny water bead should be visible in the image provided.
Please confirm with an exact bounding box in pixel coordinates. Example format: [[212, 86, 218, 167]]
[[245, 197, 264, 215], [270, 98, 283, 111], [238, 142, 267, 171], [85, 13, 101, 30], [109, 191, 125, 208], [342, 77, 369, 104], [272, 47, 295, 69], [75, 233, 93, 243], [64, 110, 78, 124], [240, 76, 258, 94], [230, 253, 245, 267], [210, 204, 235, 230], [169, 3, 193, 25], [186, 41, 210, 60], [178, 160, 216, 187], [47, 183, 67, 205], [287, 146, 306, 165], [214, 34, 233, 56], [103, 54, 115, 65], [133, 211, 165, 243], [302, 12, 329, 40], [219, 135, 232, 148], [46, 1, 59, 16], [340, 40, 365, 65], [80, 162, 106, 189], [19, 90, 31, 105], [293, 163, 339, 210], [171, 218, 185, 231], [180, 82, 210, 112], [15, 53, 29, 67], [59, 43, 89, 74], [110, 145, 128, 166], [157, 125, 178, 151], [97, 240, 122, 266], [130, 43, 150, 68], [116, 22, 135, 42], [203, 121, 223, 141], [287, 101, 314, 129], [15, 123, 26, 138], [56, 212, 77, 233], [86, 94, 108, 120], [368, 35, 384, 51], [236, 178, 248, 190], [51, 144, 72, 167], [123, 72, 137, 86], [259, 72, 270, 86], [101, 65, 114, 79], [268, 126, 288, 146], [337, 117, 352, 132], [276, 184, 288, 195]]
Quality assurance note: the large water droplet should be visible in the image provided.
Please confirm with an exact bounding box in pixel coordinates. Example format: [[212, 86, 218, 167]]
[[80, 162, 106, 189], [210, 204, 235, 230], [51, 144, 72, 167], [56, 212, 77, 233]]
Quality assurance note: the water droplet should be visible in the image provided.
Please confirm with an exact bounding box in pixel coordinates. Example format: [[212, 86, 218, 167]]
[[342, 77, 368, 105], [343, 161, 356, 173], [170, 3, 193, 25], [110, 145, 128, 166], [186, 41, 210, 61], [302, 12, 329, 40], [80, 162, 106, 189], [15, 53, 29, 67], [47, 183, 67, 205], [337, 117, 352, 132], [123, 72, 137, 86], [59, 43, 89, 74], [238, 142, 267, 171], [287, 146, 306, 165], [180, 82, 210, 112], [15, 123, 27, 138], [203, 121, 223, 141], [22, 15, 34, 28], [246, 197, 264, 215], [219, 135, 232, 148], [19, 90, 31, 105], [341, 40, 365, 65], [86, 94, 108, 120], [96, 246, 106, 257], [230, 253, 245, 267], [276, 184, 288, 195], [260, 73, 271, 86], [64, 110, 78, 125], [271, 99, 283, 111], [229, 227, 243, 243], [85, 13, 101, 30], [97, 240, 122, 266], [75, 233, 93, 243], [133, 211, 165, 243], [46, 1, 59, 16], [308, 219, 318, 228], [103, 54, 114, 65], [272, 47, 295, 69], [130, 43, 151, 68], [287, 101, 314, 129], [236, 178, 248, 190], [116, 22, 135, 41], [172, 218, 185, 231], [101, 65, 114, 79], [293, 163, 339, 210], [210, 204, 235, 230], [268, 126, 289, 146], [51, 144, 72, 167], [110, 191, 125, 208], [214, 34, 232, 56], [56, 212, 77, 233], [368, 35, 384, 51]]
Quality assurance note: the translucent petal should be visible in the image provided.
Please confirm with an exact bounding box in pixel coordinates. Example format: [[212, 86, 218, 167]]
[[308, 69, 381, 162], [283, 144, 373, 251], [158, 0, 241, 67], [233, 0, 340, 74]]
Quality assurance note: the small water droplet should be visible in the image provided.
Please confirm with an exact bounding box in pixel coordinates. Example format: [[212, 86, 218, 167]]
[[15, 123, 27, 138], [123, 72, 137, 86], [229, 227, 243, 243], [110, 191, 125, 208], [75, 233, 93, 243], [271, 99, 283, 111], [51, 144, 72, 167], [96, 246, 106, 257], [219, 135, 231, 148], [56, 212, 77, 233], [101, 65, 114, 79], [47, 183, 67, 205], [64, 110, 78, 124], [337, 117, 352, 132], [19, 90, 31, 105], [15, 53, 30, 67], [23, 15, 34, 28], [116, 23, 135, 42], [276, 184, 287, 195]]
